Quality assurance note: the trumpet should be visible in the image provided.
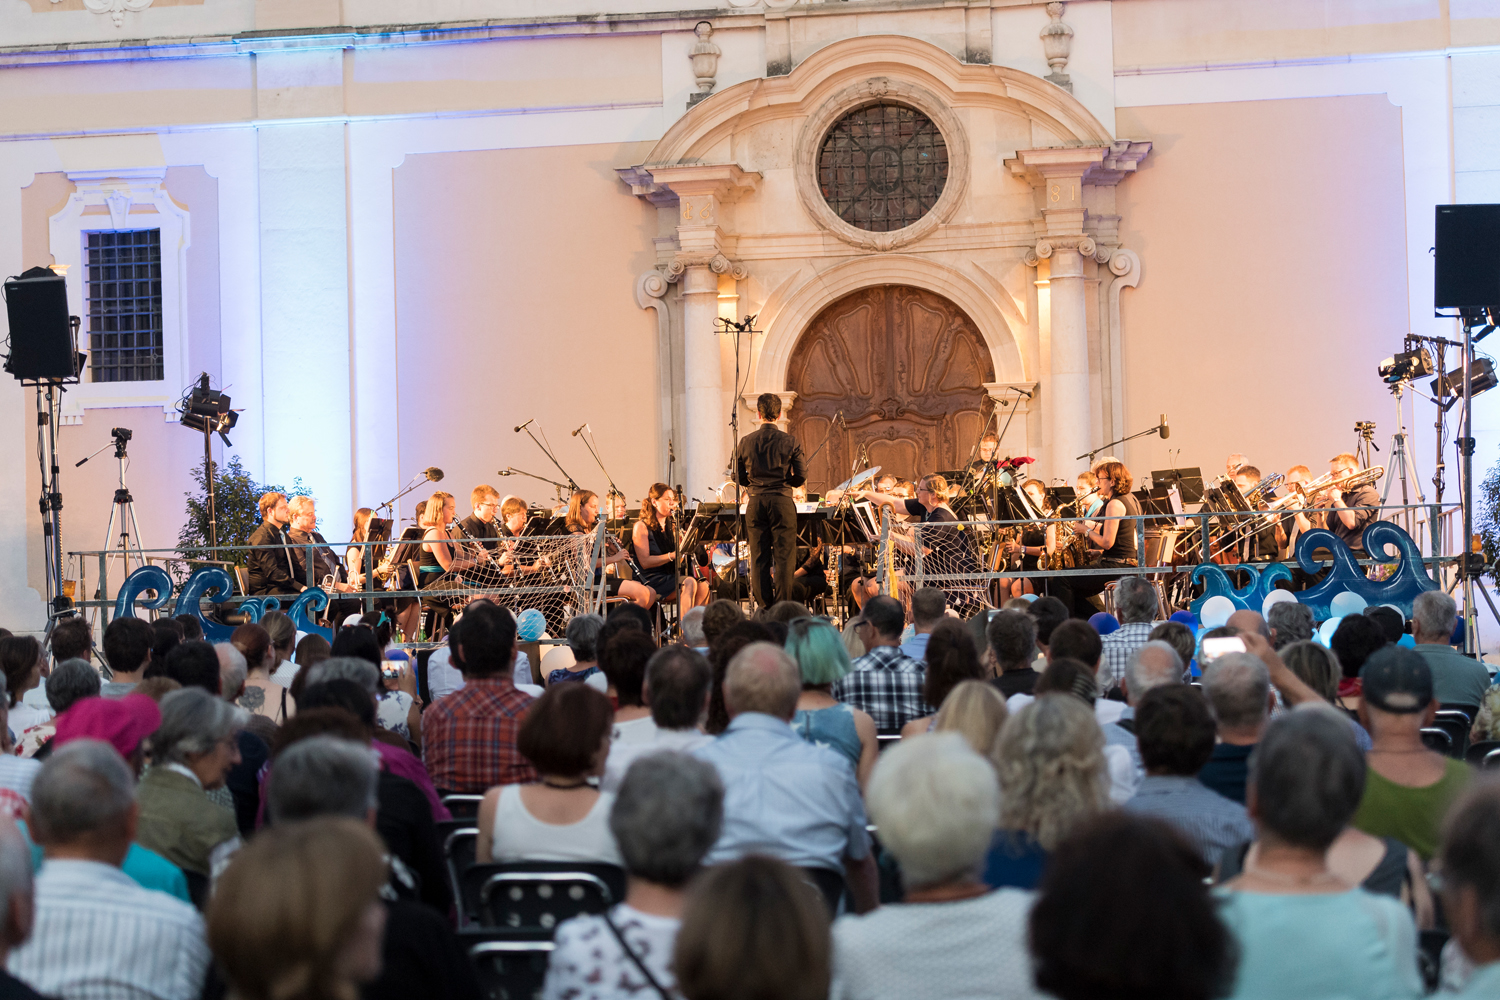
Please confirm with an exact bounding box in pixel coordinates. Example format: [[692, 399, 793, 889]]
[[1301, 466, 1385, 503]]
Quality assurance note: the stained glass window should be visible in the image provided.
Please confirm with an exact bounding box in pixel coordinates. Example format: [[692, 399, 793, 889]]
[[817, 103, 949, 233]]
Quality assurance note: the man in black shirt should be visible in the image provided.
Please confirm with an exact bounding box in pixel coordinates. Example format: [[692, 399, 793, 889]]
[[1323, 452, 1382, 554], [733, 393, 806, 608], [247, 491, 302, 595]]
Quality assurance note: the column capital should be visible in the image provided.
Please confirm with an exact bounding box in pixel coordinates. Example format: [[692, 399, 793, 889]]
[[665, 252, 749, 283], [741, 390, 796, 432], [1004, 140, 1151, 188]]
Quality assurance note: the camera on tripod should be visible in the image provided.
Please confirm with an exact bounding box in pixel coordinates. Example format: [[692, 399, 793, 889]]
[[111, 427, 132, 458]]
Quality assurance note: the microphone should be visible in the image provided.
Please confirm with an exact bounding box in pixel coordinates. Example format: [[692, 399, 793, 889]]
[[424, 467, 444, 482], [571, 423, 587, 437], [514, 418, 534, 433], [496, 469, 514, 477], [1158, 415, 1170, 440], [668, 438, 676, 461]]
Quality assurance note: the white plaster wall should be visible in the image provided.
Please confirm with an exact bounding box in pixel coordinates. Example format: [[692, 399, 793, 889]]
[[991, 0, 1115, 137]]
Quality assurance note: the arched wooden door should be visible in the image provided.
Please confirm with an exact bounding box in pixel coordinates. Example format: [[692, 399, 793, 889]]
[[787, 285, 995, 490]]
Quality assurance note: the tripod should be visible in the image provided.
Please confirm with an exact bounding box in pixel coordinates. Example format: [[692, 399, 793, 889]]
[[1353, 420, 1379, 470], [98, 429, 145, 603], [1380, 383, 1426, 541]]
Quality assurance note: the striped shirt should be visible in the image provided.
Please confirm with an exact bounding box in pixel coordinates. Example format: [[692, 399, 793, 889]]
[[8, 859, 210, 1000], [1122, 775, 1256, 868]]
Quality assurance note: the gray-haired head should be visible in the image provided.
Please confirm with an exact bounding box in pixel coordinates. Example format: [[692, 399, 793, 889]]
[[151, 687, 245, 767], [723, 642, 801, 720], [609, 752, 723, 887], [1114, 576, 1159, 625], [29, 739, 135, 846], [867, 732, 1000, 888], [644, 646, 711, 730], [566, 614, 606, 663], [1226, 609, 1271, 640], [267, 736, 379, 825], [1413, 591, 1458, 644], [305, 656, 378, 695], [0, 818, 30, 947], [1249, 705, 1365, 851], [1123, 641, 1183, 706], [1440, 778, 1500, 945], [1267, 601, 1314, 649], [215, 643, 248, 702], [679, 606, 707, 647], [1202, 651, 1271, 732], [45, 658, 100, 714]]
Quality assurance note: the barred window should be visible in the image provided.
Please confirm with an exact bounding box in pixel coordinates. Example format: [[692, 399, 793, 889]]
[[817, 102, 948, 233], [86, 230, 163, 383]]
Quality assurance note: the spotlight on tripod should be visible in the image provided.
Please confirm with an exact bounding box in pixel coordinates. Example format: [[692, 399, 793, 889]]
[[1377, 347, 1434, 384], [178, 374, 241, 553]]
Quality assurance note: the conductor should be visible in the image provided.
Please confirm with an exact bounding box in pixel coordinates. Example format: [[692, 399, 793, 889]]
[[734, 393, 806, 609]]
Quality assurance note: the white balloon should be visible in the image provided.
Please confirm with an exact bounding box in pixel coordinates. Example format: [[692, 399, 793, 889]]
[[1318, 615, 1344, 646], [1262, 590, 1296, 617], [1201, 595, 1236, 629], [1330, 591, 1368, 618]]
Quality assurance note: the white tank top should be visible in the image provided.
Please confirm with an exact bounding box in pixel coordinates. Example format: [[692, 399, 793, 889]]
[[489, 784, 623, 866]]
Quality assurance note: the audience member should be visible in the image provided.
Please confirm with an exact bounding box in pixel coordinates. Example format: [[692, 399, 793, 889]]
[[1280, 641, 1372, 750], [900, 587, 948, 661], [151, 619, 183, 666], [1026, 596, 1070, 657], [764, 601, 813, 624], [1438, 778, 1500, 997], [830, 734, 1041, 1000], [1198, 652, 1274, 805], [548, 613, 607, 690], [1409, 591, 1489, 708], [0, 817, 42, 1000], [704, 621, 772, 735], [700, 600, 745, 653], [695, 643, 877, 912], [900, 619, 984, 738], [101, 616, 154, 698], [842, 617, 867, 660], [1352, 646, 1472, 861], [423, 603, 538, 795], [1149, 620, 1197, 675], [0, 639, 45, 737], [135, 687, 244, 876], [1099, 576, 1158, 691], [985, 693, 1108, 890], [1226, 609, 1272, 641], [258, 610, 298, 687], [1330, 614, 1389, 705], [209, 818, 389, 1000], [130, 676, 180, 702], [1217, 709, 1423, 999], [1048, 619, 1125, 725], [673, 855, 830, 1000], [173, 613, 204, 643], [14, 659, 98, 759], [1030, 813, 1236, 1000], [293, 633, 331, 675], [48, 618, 92, 666], [1124, 685, 1254, 866], [601, 631, 658, 744], [932, 680, 1008, 770], [787, 617, 877, 785], [545, 752, 723, 1000], [477, 683, 621, 865], [10, 741, 210, 999], [1267, 600, 1314, 650], [680, 605, 708, 652], [836, 596, 927, 732], [988, 610, 1039, 698], [602, 647, 714, 792], [216, 643, 248, 703]]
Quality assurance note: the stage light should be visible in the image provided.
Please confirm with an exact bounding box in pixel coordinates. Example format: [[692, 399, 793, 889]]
[[178, 374, 238, 445], [1378, 348, 1434, 384], [1431, 358, 1498, 402]]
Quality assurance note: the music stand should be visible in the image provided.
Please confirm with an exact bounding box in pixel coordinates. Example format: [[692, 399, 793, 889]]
[[1150, 467, 1205, 503], [1047, 486, 1077, 509]]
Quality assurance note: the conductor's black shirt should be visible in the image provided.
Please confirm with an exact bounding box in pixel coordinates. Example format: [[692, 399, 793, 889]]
[[734, 424, 806, 497]]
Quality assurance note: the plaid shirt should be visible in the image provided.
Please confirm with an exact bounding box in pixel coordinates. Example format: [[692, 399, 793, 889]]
[[422, 675, 538, 794], [833, 645, 928, 732], [1099, 621, 1156, 691]]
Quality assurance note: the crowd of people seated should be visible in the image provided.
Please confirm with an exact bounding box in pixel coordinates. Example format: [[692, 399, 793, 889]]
[[0, 578, 1496, 1000]]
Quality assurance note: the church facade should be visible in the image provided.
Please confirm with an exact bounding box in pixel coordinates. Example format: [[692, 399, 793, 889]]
[[0, 0, 1496, 632]]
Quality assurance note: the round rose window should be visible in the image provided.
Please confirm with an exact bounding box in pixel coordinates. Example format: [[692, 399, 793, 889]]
[[817, 102, 949, 233]]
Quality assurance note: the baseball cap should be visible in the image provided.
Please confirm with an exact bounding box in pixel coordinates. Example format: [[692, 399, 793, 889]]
[[53, 694, 161, 760], [1360, 646, 1433, 714]]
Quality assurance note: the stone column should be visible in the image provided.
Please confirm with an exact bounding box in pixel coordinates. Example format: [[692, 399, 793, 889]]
[[1046, 245, 1090, 477], [681, 264, 723, 490]]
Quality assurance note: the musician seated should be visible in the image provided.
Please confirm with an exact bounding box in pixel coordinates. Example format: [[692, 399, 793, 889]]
[[1003, 479, 1056, 600], [1067, 461, 1141, 617], [967, 432, 999, 474], [1074, 471, 1102, 519], [632, 484, 710, 621], [1230, 465, 1279, 562], [831, 474, 981, 612], [247, 491, 303, 596], [459, 486, 503, 549], [792, 538, 830, 606], [495, 496, 549, 579], [287, 495, 363, 622], [1322, 452, 1382, 555], [417, 491, 479, 611], [375, 499, 428, 641], [567, 490, 654, 609]]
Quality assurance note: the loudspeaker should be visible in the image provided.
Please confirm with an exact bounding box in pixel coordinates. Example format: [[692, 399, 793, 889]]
[[1435, 204, 1500, 309], [3, 267, 76, 381]]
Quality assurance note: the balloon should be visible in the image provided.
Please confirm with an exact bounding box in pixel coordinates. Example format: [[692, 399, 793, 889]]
[[1397, 634, 1416, 649], [1262, 589, 1296, 617], [1329, 591, 1368, 618], [516, 608, 547, 642], [1089, 612, 1120, 636], [1201, 596, 1236, 629], [1020, 593, 1038, 603], [1170, 610, 1197, 627], [1317, 616, 1344, 647]]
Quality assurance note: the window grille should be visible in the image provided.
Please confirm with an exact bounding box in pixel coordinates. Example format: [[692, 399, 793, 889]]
[[85, 229, 163, 383], [817, 103, 949, 233]]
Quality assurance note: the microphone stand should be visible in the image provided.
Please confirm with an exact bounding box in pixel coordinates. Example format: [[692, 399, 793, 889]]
[[1077, 422, 1168, 463], [802, 411, 844, 488], [499, 466, 572, 493], [577, 426, 623, 501], [375, 472, 432, 516], [517, 422, 581, 493]]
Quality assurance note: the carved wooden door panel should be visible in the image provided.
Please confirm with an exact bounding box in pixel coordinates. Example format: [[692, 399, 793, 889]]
[[787, 285, 994, 489]]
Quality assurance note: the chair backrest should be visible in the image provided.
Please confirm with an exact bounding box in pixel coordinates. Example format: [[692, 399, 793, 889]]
[[444, 826, 479, 925], [443, 794, 485, 821], [876, 733, 901, 752], [1486, 748, 1500, 772], [1467, 739, 1500, 766], [1441, 703, 1481, 724], [233, 565, 250, 596], [1419, 728, 1454, 755], [797, 865, 845, 919], [462, 861, 625, 932], [1428, 716, 1469, 757], [465, 934, 554, 1000]]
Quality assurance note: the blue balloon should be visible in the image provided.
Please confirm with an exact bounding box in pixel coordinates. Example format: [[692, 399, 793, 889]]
[[516, 608, 547, 642], [1020, 593, 1038, 603], [1397, 634, 1416, 649], [1089, 612, 1120, 635]]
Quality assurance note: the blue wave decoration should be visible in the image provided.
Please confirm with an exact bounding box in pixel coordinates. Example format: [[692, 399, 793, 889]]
[[173, 568, 238, 642], [1190, 562, 1293, 617], [235, 596, 280, 623], [288, 589, 333, 641], [1293, 523, 1437, 619], [113, 566, 174, 621]]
